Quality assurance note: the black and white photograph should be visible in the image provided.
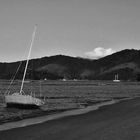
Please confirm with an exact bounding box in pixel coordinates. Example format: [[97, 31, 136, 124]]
[[0, 0, 140, 139]]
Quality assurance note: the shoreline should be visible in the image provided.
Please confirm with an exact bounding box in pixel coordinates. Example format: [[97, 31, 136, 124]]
[[0, 97, 132, 131], [0, 97, 140, 140]]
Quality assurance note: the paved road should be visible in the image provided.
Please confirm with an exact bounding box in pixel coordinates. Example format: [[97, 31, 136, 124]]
[[0, 98, 140, 140]]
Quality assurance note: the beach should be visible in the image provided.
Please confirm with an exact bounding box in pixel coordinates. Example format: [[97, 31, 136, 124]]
[[0, 97, 140, 140]]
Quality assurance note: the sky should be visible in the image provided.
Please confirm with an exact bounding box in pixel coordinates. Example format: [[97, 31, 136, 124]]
[[0, 0, 140, 62]]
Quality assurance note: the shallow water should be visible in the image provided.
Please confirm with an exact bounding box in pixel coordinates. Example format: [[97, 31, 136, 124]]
[[0, 80, 140, 123]]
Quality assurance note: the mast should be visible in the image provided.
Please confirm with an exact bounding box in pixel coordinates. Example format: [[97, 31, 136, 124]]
[[39, 80, 42, 97], [20, 25, 37, 94], [117, 74, 119, 80], [115, 74, 117, 80]]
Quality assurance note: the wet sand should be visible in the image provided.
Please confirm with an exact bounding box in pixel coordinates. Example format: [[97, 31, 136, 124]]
[[0, 97, 140, 140]]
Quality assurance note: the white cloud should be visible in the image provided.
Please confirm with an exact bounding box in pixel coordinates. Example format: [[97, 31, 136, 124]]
[[85, 47, 115, 59]]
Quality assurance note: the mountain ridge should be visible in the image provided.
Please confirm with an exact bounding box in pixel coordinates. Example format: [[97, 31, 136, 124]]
[[0, 49, 140, 81]]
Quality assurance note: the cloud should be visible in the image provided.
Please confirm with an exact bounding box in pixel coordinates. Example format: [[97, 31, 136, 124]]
[[85, 47, 115, 59]]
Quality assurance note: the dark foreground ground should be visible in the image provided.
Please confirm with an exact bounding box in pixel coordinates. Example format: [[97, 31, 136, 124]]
[[0, 97, 140, 140]]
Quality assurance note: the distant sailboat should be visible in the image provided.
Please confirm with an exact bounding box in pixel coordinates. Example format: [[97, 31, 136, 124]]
[[5, 25, 45, 109], [113, 74, 120, 82]]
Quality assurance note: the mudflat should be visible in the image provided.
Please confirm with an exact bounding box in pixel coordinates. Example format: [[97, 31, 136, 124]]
[[0, 97, 140, 140]]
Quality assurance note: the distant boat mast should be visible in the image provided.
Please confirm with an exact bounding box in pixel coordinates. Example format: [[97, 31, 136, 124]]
[[20, 25, 37, 94], [113, 73, 120, 82]]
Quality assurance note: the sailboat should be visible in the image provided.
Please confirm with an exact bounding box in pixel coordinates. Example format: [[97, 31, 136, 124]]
[[113, 74, 120, 82], [5, 25, 45, 109]]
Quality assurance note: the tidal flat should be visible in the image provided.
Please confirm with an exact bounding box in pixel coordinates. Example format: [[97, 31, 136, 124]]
[[0, 80, 140, 123]]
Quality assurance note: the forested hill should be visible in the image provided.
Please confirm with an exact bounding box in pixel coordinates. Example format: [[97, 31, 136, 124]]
[[0, 49, 140, 81]]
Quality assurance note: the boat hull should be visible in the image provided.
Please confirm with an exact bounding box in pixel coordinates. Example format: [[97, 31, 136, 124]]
[[113, 80, 120, 82], [6, 102, 40, 109], [5, 93, 44, 109]]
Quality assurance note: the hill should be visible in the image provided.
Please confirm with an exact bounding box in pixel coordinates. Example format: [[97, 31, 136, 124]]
[[0, 49, 140, 81]]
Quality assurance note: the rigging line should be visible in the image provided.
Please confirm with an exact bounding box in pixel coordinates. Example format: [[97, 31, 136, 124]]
[[4, 28, 33, 95], [5, 61, 23, 95]]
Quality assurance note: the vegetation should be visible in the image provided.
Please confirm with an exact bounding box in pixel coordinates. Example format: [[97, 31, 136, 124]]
[[0, 49, 140, 80]]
